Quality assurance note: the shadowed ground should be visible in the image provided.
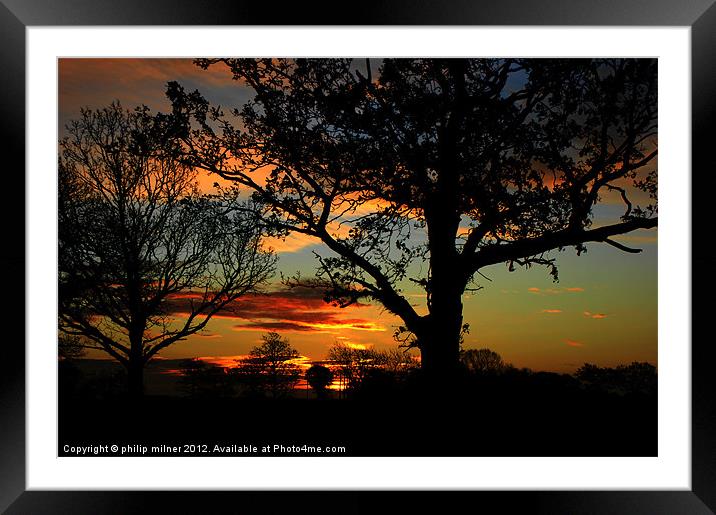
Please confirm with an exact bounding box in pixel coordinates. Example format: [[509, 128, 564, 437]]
[[58, 366, 656, 457]]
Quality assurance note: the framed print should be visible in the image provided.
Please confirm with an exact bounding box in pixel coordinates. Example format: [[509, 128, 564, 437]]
[[1, 1, 715, 513]]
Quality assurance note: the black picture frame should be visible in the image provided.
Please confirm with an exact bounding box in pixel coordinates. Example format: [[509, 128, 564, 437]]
[[1, 1, 713, 513]]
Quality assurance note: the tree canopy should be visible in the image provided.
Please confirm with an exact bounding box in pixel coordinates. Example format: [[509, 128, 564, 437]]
[[166, 58, 657, 376], [461, 348, 508, 375], [233, 332, 302, 398], [306, 364, 334, 396]]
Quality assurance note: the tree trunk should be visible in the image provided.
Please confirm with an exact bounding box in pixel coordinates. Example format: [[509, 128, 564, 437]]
[[127, 327, 145, 398], [420, 321, 462, 373], [418, 278, 464, 382], [127, 358, 145, 398], [421, 198, 464, 379]]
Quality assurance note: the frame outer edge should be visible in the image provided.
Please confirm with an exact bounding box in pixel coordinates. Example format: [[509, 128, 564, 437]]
[[3, 0, 715, 512], [692, 0, 716, 512], [0, 1, 27, 514], [1, 0, 716, 25]]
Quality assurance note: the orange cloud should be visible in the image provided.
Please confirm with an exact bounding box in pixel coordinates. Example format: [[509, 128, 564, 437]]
[[541, 309, 562, 314], [198, 355, 248, 368], [197, 354, 313, 370], [167, 292, 205, 300], [337, 341, 372, 350], [528, 287, 562, 295], [565, 339, 584, 347], [59, 58, 243, 132], [194, 332, 223, 339], [530, 287, 583, 295], [232, 319, 385, 333], [583, 311, 608, 319], [165, 287, 384, 335], [264, 232, 320, 254], [60, 58, 236, 88]]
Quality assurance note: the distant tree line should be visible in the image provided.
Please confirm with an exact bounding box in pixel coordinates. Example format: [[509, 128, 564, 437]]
[[574, 362, 657, 396], [171, 341, 656, 400], [176, 334, 420, 399], [459, 348, 655, 395]]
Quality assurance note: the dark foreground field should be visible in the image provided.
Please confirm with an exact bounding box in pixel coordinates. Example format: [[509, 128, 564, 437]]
[[59, 373, 657, 458]]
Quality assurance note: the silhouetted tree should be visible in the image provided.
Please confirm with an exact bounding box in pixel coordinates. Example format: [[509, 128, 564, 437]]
[[234, 332, 301, 398], [168, 58, 657, 379], [461, 348, 507, 374], [306, 364, 333, 398], [575, 361, 656, 395], [58, 103, 276, 397], [327, 344, 378, 391], [178, 358, 235, 398], [614, 362, 657, 395], [374, 348, 421, 375], [327, 343, 418, 391]]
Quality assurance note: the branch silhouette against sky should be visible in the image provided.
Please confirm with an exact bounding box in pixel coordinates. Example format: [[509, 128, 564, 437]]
[[164, 58, 657, 376]]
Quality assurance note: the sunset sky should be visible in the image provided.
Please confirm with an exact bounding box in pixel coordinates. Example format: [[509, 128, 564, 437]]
[[58, 58, 657, 373]]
